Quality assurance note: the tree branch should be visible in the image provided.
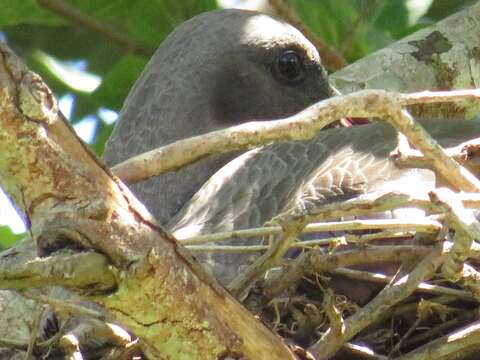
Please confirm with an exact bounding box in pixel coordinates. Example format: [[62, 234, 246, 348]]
[[112, 89, 480, 193], [0, 40, 295, 359], [309, 243, 447, 359]]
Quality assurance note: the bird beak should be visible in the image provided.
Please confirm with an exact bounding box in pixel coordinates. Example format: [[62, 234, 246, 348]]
[[329, 85, 369, 127]]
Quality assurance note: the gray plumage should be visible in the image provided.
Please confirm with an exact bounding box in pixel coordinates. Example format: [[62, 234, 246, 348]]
[[104, 9, 480, 285], [103, 9, 332, 226], [170, 119, 480, 236], [170, 119, 480, 283]]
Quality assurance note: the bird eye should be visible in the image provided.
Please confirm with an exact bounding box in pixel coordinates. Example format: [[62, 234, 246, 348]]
[[272, 50, 306, 84]]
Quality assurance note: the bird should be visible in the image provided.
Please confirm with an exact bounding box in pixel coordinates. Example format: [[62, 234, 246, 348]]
[[103, 9, 480, 286], [103, 8, 333, 226]]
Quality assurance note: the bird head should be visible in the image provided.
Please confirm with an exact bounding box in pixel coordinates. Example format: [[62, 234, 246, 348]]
[[104, 9, 335, 225]]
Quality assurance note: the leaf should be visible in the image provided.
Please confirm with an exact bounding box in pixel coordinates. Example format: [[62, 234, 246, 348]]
[[91, 121, 115, 156], [125, 0, 217, 47], [0, 225, 24, 249], [424, 0, 476, 21], [374, 1, 409, 36], [0, 0, 62, 26], [92, 55, 147, 110]]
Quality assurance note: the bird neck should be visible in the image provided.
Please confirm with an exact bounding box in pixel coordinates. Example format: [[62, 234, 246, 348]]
[[106, 35, 232, 225], [132, 153, 239, 227]]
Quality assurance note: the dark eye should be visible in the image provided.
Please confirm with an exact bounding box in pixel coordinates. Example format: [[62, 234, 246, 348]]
[[272, 50, 306, 84]]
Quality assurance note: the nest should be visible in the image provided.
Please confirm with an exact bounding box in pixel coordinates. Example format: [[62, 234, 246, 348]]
[[185, 186, 480, 360]]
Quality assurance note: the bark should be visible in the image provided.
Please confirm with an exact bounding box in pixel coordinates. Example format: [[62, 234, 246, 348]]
[[0, 3, 480, 359], [0, 44, 295, 359], [331, 2, 480, 119]]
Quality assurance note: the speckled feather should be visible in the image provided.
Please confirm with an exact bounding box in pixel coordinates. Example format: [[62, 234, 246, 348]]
[[171, 119, 480, 235], [103, 9, 480, 285], [170, 119, 480, 283]]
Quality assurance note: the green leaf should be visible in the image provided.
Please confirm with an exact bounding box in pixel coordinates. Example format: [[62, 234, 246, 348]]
[[374, 1, 409, 35], [424, 0, 476, 21], [66, 0, 132, 19], [0, 0, 62, 26], [92, 55, 147, 110], [92, 121, 115, 156], [125, 0, 218, 47], [0, 226, 24, 249]]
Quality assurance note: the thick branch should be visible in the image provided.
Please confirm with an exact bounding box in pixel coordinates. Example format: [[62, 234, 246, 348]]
[[0, 41, 295, 359], [112, 89, 480, 193], [331, 3, 480, 119], [0, 252, 115, 291]]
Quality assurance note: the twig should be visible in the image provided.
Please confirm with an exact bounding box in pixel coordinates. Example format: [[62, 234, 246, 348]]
[[180, 218, 441, 245], [36, 0, 154, 57], [389, 316, 421, 357], [112, 89, 480, 192], [263, 244, 434, 299], [323, 289, 344, 341], [26, 307, 43, 360], [307, 245, 434, 273], [389, 109, 480, 192], [430, 188, 480, 298], [393, 136, 480, 175], [392, 295, 458, 318], [59, 333, 83, 360], [255, 189, 480, 300], [308, 243, 448, 359], [323, 195, 479, 231], [98, 338, 141, 360], [430, 188, 480, 282], [186, 231, 416, 252], [297, 230, 415, 248], [333, 268, 475, 301], [276, 192, 434, 232], [400, 89, 480, 105], [273, 190, 480, 242], [395, 319, 480, 360], [23, 293, 105, 320], [401, 312, 476, 350], [0, 337, 27, 350], [267, 0, 347, 70], [0, 252, 116, 291], [343, 342, 389, 360], [186, 244, 268, 253], [227, 225, 298, 297], [224, 202, 425, 295]]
